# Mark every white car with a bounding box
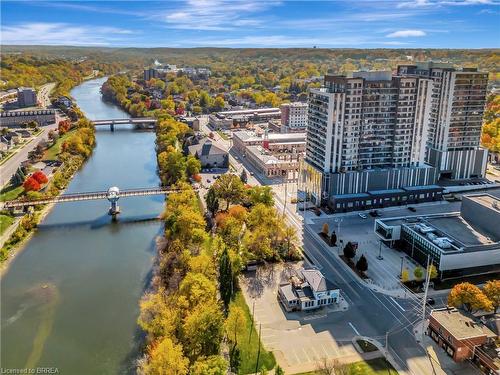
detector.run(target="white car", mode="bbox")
[358,213,368,219]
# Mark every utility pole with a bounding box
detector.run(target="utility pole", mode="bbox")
[255,323,262,374]
[282,174,288,217]
[377,240,384,260]
[421,255,432,342]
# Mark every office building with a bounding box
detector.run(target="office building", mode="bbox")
[397,63,489,180]
[17,87,37,108]
[143,68,159,81]
[302,70,437,207]
[280,102,308,132]
[374,194,500,280]
[208,108,281,130]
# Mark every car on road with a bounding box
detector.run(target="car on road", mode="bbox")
[249,171,254,176]
[426,297,435,306]
[407,206,417,212]
[369,210,381,217]
[358,213,367,219]
[206,179,211,183]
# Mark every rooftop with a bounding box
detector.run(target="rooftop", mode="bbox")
[188,138,227,157]
[431,308,497,340]
[233,130,305,143]
[465,194,500,212]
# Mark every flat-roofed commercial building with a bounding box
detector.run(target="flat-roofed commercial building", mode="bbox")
[233,130,305,180]
[17,87,37,108]
[0,109,56,128]
[428,308,498,374]
[209,108,281,130]
[374,194,500,280]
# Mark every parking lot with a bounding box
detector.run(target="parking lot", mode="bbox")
[240,262,371,374]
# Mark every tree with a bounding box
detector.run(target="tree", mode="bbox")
[330,231,337,247]
[48,129,58,143]
[179,272,217,310]
[138,337,188,375]
[356,255,368,274]
[229,346,241,373]
[32,171,48,184]
[246,185,274,207]
[240,169,248,183]
[186,155,201,177]
[182,302,224,360]
[427,264,438,280]
[482,280,500,312]
[23,176,41,192]
[275,366,285,375]
[191,356,227,375]
[225,305,246,348]
[58,120,71,135]
[316,358,349,375]
[448,282,493,313]
[138,292,176,339]
[343,242,356,262]
[322,223,329,236]
[213,174,244,210]
[401,268,410,283]
[219,247,233,312]
[205,186,219,217]
[414,266,424,281]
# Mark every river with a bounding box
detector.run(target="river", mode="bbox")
[1,77,162,374]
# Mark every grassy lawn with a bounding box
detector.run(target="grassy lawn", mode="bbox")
[217,130,229,140]
[232,291,276,374]
[44,130,74,160]
[0,184,24,202]
[298,358,398,375]
[0,214,15,235]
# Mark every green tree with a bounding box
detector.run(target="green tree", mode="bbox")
[205,186,219,217]
[186,155,201,177]
[182,302,224,360]
[246,186,274,207]
[414,266,424,281]
[213,174,245,210]
[219,247,233,312]
[356,254,368,274]
[179,272,217,310]
[343,242,356,262]
[240,169,248,183]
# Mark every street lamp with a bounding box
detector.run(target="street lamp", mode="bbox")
[377,240,384,260]
[399,256,405,278]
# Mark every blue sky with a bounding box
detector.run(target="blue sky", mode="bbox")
[1,0,499,48]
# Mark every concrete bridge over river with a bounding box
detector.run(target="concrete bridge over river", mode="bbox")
[93,117,157,131]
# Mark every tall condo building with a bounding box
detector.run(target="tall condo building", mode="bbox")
[302,70,440,209]
[17,87,37,108]
[280,102,308,132]
[143,68,160,81]
[397,63,489,180]
[302,64,488,210]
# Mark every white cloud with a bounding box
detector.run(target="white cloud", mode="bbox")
[1,22,134,46]
[153,0,281,30]
[398,0,495,7]
[386,29,427,37]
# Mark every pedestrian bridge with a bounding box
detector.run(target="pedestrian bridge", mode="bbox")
[4,186,177,217]
[92,117,157,130]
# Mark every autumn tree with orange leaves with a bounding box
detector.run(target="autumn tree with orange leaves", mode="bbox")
[448,282,493,313]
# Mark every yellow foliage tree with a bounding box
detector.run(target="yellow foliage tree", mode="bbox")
[139,337,188,375]
[448,282,493,313]
[483,280,500,313]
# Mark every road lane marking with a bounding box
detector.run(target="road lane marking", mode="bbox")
[348,322,360,335]
[390,297,406,312]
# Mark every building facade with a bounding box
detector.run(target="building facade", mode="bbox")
[302,70,437,206]
[0,109,56,128]
[209,108,281,130]
[143,68,160,81]
[397,63,489,179]
[188,138,228,169]
[280,102,308,132]
[17,87,37,108]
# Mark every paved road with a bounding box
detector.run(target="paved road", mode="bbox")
[204,128,479,374]
[1,124,57,188]
[38,82,56,108]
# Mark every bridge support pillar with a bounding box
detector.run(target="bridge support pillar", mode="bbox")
[109,201,120,219]
[110,123,115,132]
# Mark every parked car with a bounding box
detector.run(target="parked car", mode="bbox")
[426,298,435,306]
[369,210,381,217]
[358,213,368,219]
[408,206,417,212]
[250,171,254,176]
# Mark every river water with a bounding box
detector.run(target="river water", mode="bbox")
[1,77,162,374]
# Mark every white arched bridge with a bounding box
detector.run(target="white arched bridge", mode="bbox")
[3,186,177,217]
[92,117,157,131]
